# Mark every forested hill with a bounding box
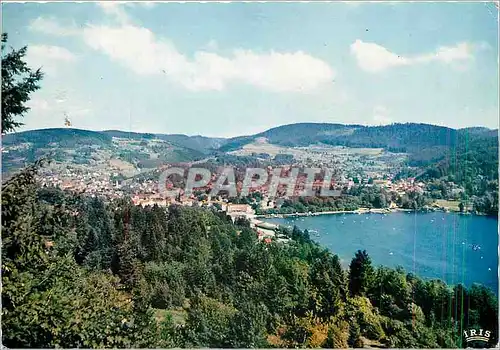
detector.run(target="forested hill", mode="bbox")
[220,122,497,152]
[220,122,499,182]
[2,163,498,348]
[102,130,226,153]
[5,123,496,158]
[2,128,113,148]
[3,124,497,183]
[2,128,225,155]
[1,128,211,174]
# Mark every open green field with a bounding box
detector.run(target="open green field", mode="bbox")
[346,148,384,155]
[434,199,472,212]
[435,199,461,210]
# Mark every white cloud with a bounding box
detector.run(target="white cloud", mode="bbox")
[350,39,475,73]
[29,17,79,36]
[28,45,76,62]
[435,43,473,63]
[97,2,131,24]
[29,4,334,93]
[415,42,473,64]
[350,40,408,73]
[26,45,77,74]
[83,24,334,92]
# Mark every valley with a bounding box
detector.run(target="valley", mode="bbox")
[1,122,498,217]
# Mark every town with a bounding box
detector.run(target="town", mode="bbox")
[31,153,472,244]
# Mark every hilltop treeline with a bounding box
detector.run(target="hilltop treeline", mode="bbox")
[220,122,496,154]
[220,123,498,184]
[2,164,498,348]
[4,124,498,197]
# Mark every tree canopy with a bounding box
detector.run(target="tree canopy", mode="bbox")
[2,163,498,348]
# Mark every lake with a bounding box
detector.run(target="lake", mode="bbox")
[266,212,499,293]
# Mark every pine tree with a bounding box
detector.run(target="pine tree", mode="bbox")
[349,249,375,297]
[1,33,43,133]
[1,161,158,347]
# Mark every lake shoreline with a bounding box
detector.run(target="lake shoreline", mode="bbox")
[255,207,489,219]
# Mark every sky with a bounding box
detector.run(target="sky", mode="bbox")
[2,1,499,137]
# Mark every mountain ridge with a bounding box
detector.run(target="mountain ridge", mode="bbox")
[2,123,497,184]
[6,122,497,142]
[219,122,498,152]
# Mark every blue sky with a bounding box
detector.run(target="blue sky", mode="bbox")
[2,1,499,137]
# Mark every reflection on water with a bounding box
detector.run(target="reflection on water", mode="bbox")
[267,212,498,292]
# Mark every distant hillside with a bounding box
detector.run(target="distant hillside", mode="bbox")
[101,130,156,140]
[1,128,207,174]
[2,124,497,184]
[2,128,113,148]
[219,123,361,151]
[418,128,499,183]
[458,127,498,137]
[154,134,226,154]
[101,130,225,154]
[219,122,498,182]
[221,123,497,151]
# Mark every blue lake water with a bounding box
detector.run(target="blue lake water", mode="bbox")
[266,212,499,293]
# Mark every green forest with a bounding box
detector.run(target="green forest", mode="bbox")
[2,161,498,348]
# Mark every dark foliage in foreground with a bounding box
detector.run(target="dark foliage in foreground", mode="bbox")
[2,163,498,348]
[1,33,44,133]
